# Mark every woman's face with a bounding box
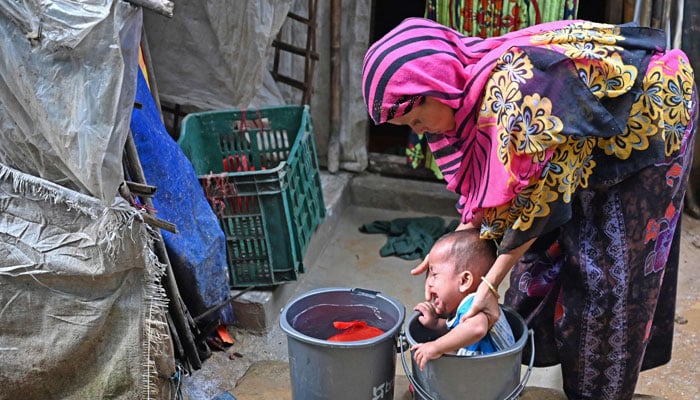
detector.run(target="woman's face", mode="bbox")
[387,97,456,135]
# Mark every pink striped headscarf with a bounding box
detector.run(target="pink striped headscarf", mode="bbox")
[363,18,604,223]
[362,18,577,126]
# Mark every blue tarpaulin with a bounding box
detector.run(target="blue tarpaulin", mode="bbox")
[130,70,234,325]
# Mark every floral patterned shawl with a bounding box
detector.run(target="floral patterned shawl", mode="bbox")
[362,18,695,251]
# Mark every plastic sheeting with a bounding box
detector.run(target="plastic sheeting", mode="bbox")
[0,163,173,400]
[0,1,141,204]
[142,0,293,110]
[142,0,377,173]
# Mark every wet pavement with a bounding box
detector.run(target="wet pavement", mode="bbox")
[180,172,700,400]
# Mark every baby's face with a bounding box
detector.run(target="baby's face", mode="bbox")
[425,252,464,317]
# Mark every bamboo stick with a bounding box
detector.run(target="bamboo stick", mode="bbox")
[140,26,164,119]
[124,130,205,370]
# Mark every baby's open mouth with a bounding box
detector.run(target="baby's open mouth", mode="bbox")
[431,297,442,310]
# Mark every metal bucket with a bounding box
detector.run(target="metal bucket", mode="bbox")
[280,287,405,400]
[400,306,534,400]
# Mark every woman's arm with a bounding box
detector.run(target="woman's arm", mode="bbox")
[463,237,536,326]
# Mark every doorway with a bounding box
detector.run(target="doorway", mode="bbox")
[368,0,427,156]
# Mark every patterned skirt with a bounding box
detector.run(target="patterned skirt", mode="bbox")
[505,127,695,399]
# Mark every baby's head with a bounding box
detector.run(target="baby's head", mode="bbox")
[426,229,497,317]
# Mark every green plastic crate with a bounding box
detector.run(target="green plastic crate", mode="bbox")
[178,105,325,287]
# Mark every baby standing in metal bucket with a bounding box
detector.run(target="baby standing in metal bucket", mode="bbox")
[411,229,515,371]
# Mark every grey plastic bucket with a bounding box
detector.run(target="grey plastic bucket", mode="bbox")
[400,306,534,400]
[280,287,406,400]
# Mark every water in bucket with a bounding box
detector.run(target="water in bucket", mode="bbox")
[280,287,405,400]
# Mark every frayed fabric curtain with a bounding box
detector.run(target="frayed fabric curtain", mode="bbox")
[0,164,174,400]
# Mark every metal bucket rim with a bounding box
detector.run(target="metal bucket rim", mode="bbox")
[279,287,406,349]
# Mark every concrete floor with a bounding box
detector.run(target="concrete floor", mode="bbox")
[180,172,700,400]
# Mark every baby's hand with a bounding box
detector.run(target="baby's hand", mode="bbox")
[414,301,439,330]
[410,342,442,371]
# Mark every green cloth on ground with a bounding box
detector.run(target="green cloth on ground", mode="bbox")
[359,217,460,260]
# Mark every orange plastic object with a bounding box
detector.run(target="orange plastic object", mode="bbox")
[327,320,385,342]
[217,325,234,345]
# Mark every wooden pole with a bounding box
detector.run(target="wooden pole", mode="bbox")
[327,0,341,173]
[123,130,206,370]
[140,26,164,120]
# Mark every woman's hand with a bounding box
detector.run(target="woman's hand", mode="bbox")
[410,254,429,276]
[462,279,501,328]
[462,237,537,328]
[410,254,431,301]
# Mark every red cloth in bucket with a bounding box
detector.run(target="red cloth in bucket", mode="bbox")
[327,320,385,342]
